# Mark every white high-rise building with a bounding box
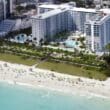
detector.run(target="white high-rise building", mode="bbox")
[32,8,70,45]
[85,11,110,51]
[32,3,110,52]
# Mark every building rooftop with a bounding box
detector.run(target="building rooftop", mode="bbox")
[38,3,74,9]
[85,13,109,25]
[39,3,110,14]
[71,7,96,13]
[32,8,68,19]
[34,3,110,21]
[100,8,110,14]
[90,13,105,21]
[38,4,60,9]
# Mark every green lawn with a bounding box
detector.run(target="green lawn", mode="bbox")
[0,53,107,80]
[38,61,107,80]
[0,53,37,66]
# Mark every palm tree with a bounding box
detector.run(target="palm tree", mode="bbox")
[33,37,37,41]
[105,43,110,55]
[103,43,110,68]
[40,38,44,46]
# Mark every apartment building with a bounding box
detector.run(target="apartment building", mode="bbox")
[32,3,110,52]
[85,12,110,51]
[32,8,70,45]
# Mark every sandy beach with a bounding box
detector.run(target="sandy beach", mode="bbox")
[0,61,110,99]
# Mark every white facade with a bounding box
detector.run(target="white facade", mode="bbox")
[32,18,46,45]
[32,3,110,52]
[32,8,69,44]
[85,13,110,52]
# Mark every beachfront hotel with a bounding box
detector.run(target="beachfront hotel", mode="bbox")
[32,8,72,45]
[85,11,110,51]
[31,3,110,52]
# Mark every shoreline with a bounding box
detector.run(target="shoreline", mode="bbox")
[0,79,109,100]
[0,61,110,99]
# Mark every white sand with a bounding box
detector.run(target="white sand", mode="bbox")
[0,61,110,99]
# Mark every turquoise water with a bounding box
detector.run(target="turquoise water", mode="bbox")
[0,82,110,110]
[65,40,76,48]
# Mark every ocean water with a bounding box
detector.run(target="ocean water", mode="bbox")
[0,82,110,110]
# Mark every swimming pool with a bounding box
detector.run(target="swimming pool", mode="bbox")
[64,40,77,48]
[10,34,32,44]
[15,34,27,43]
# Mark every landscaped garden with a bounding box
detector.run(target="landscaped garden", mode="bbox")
[0,40,109,80]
